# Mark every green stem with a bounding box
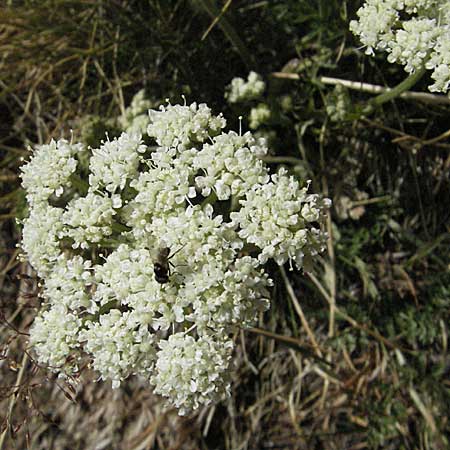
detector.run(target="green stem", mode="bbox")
[230,194,241,212]
[98,300,118,316]
[81,299,118,325]
[70,173,89,195]
[111,221,131,233]
[201,191,218,208]
[366,66,427,112]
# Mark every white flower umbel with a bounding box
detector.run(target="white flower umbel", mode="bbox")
[30,303,82,369]
[43,255,92,310]
[249,103,272,129]
[225,71,266,104]
[147,102,226,150]
[61,192,116,249]
[427,33,450,92]
[386,18,440,73]
[231,169,331,268]
[89,133,146,193]
[126,164,196,225]
[193,131,269,200]
[144,204,242,267]
[151,333,233,416]
[91,244,178,331]
[93,244,155,305]
[350,0,450,93]
[21,139,84,205]
[181,255,272,331]
[21,100,329,415]
[21,204,64,277]
[80,309,156,388]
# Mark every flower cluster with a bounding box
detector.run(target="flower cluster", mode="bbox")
[350,0,450,93]
[147,102,226,149]
[231,171,330,268]
[249,103,272,129]
[225,71,266,103]
[225,72,276,144]
[151,334,233,416]
[21,139,83,205]
[21,100,329,414]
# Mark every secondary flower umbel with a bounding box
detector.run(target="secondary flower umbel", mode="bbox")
[21,100,329,415]
[350,0,450,93]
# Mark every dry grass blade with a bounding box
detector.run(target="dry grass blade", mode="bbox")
[0,352,28,450]
[280,266,323,357]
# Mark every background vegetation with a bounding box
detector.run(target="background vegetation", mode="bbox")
[1,1,449,449]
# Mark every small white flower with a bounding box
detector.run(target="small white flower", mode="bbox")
[427,32,450,92]
[193,131,269,200]
[350,0,450,93]
[147,102,226,150]
[80,309,156,388]
[30,303,82,369]
[21,139,84,205]
[249,103,271,129]
[231,169,330,268]
[181,255,271,331]
[21,204,64,277]
[151,333,233,415]
[225,71,266,104]
[61,192,116,248]
[43,254,93,310]
[89,132,146,193]
[387,18,440,73]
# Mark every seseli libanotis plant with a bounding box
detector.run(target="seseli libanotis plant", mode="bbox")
[20,100,330,415]
[350,0,450,94]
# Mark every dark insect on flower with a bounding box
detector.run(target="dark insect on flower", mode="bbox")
[153,245,185,283]
[153,246,171,284]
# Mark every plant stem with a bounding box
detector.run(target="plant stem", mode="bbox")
[70,173,89,195]
[200,191,218,208]
[111,221,131,233]
[272,68,450,105]
[0,352,28,450]
[245,327,331,367]
[367,66,427,110]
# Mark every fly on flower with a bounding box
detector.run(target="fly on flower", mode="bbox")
[153,246,171,283]
[153,245,184,284]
